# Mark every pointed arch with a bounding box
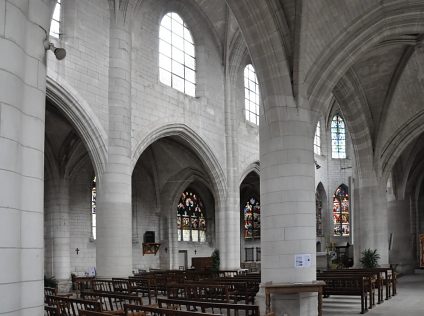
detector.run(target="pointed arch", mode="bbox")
[46,77,107,177]
[132,124,227,209]
[308,2,424,114]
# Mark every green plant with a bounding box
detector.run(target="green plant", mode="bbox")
[211,249,220,272]
[44,275,58,288]
[360,248,380,268]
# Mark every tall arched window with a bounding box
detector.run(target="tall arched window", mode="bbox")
[159,12,196,97]
[331,114,346,158]
[333,185,349,236]
[50,0,62,38]
[314,121,321,155]
[242,197,261,239]
[177,189,206,242]
[244,64,260,125]
[91,177,96,240]
[316,192,323,237]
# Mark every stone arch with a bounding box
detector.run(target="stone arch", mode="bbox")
[239,161,260,185]
[379,116,424,181]
[132,123,227,211]
[225,0,292,114]
[333,71,375,178]
[133,0,221,51]
[308,2,424,114]
[46,77,107,176]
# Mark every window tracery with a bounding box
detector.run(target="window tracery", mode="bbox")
[331,114,346,158]
[244,64,260,125]
[50,0,62,38]
[177,190,206,242]
[333,185,349,236]
[242,197,261,239]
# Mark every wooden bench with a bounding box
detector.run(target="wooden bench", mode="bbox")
[318,271,377,307]
[80,291,143,313]
[129,276,158,304]
[93,279,115,293]
[316,275,368,314]
[157,298,260,315]
[124,304,221,316]
[167,284,230,303]
[79,311,115,316]
[45,305,60,316]
[46,295,101,315]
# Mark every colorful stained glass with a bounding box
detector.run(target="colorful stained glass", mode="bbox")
[177,189,206,242]
[331,115,346,158]
[243,197,261,239]
[333,185,350,236]
[316,193,323,237]
[91,177,96,240]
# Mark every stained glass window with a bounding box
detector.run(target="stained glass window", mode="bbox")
[91,177,96,240]
[50,0,62,38]
[177,190,206,242]
[333,185,349,236]
[314,121,321,155]
[242,197,261,239]
[331,114,346,158]
[159,12,196,96]
[244,64,260,125]
[316,192,323,237]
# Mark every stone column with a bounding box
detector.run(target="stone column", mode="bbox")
[96,4,132,278]
[387,197,414,273]
[0,1,51,315]
[353,176,389,266]
[218,46,241,270]
[259,106,316,315]
[45,177,71,291]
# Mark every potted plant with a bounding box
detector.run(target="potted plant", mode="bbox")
[360,248,380,268]
[44,275,58,288]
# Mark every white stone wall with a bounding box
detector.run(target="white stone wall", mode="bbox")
[44,0,262,276]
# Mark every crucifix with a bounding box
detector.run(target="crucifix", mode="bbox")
[75,248,80,255]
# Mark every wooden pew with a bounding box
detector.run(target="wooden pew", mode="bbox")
[45,295,101,315]
[124,304,221,316]
[80,291,143,313]
[129,275,158,304]
[157,298,260,315]
[93,279,115,293]
[79,311,115,316]
[167,283,230,303]
[45,305,60,316]
[316,275,368,314]
[318,270,378,306]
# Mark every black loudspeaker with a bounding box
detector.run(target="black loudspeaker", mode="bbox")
[144,231,155,243]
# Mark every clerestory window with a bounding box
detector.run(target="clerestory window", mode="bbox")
[159,12,196,97]
[244,64,260,125]
[50,0,62,38]
[331,114,346,158]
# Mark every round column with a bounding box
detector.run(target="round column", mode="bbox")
[258,106,317,315]
[0,1,51,315]
[96,8,132,278]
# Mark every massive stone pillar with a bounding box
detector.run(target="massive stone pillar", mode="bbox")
[45,177,71,291]
[96,3,132,278]
[387,197,415,273]
[353,175,389,266]
[0,1,52,315]
[258,106,316,315]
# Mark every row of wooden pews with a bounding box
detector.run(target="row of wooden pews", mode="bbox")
[45,269,262,315]
[317,267,397,314]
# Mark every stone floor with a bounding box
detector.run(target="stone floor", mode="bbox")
[322,274,424,315]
